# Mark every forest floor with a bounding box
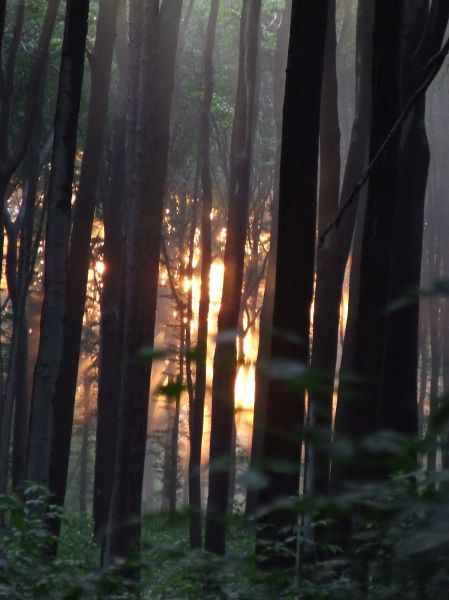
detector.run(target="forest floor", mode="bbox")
[59,512,290,599]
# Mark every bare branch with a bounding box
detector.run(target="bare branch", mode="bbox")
[319,35,449,248]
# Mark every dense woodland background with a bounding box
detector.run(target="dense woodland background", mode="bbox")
[0,0,449,597]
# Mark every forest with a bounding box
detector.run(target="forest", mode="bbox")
[0,0,448,598]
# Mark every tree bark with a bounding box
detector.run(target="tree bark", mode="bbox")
[380,0,449,439]
[93,0,128,548]
[256,0,328,569]
[205,0,261,556]
[246,0,291,518]
[48,0,121,522]
[188,0,219,550]
[308,0,341,498]
[0,0,59,493]
[105,0,183,564]
[26,0,90,487]
[80,375,92,513]
[333,2,404,488]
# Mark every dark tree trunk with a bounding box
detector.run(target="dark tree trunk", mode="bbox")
[246,0,291,518]
[205,0,261,556]
[333,2,406,490]
[188,0,219,550]
[256,0,328,569]
[48,0,121,522]
[380,1,449,440]
[79,376,92,514]
[311,0,374,496]
[308,0,341,498]
[105,0,183,564]
[0,0,60,285]
[169,322,185,521]
[11,131,50,490]
[26,0,90,487]
[0,0,59,494]
[93,0,128,548]
[428,284,441,475]
[418,299,429,439]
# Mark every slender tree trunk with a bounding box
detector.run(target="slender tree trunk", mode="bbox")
[205,0,261,556]
[0,0,59,494]
[312,0,373,485]
[418,301,429,439]
[94,0,128,548]
[169,321,185,521]
[80,376,92,514]
[48,0,121,523]
[428,287,441,475]
[333,2,405,490]
[105,0,183,564]
[246,0,291,517]
[308,0,341,498]
[26,0,90,487]
[11,130,51,490]
[256,0,328,569]
[188,0,219,550]
[0,0,60,287]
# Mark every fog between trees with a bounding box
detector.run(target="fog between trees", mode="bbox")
[0,0,449,595]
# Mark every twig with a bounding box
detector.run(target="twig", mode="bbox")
[319,35,449,248]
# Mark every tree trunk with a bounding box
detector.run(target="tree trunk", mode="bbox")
[311,0,374,493]
[26,0,90,487]
[0,0,59,494]
[0,0,60,287]
[380,0,449,440]
[246,0,291,518]
[80,376,92,514]
[256,0,328,569]
[169,322,185,521]
[205,0,261,556]
[93,0,128,549]
[188,0,219,550]
[308,0,341,499]
[48,0,121,523]
[105,0,183,564]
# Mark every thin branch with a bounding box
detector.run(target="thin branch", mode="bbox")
[161,235,186,312]
[319,35,449,248]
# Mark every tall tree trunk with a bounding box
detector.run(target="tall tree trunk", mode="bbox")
[93,0,128,549]
[11,132,51,490]
[26,0,90,487]
[308,0,341,498]
[0,0,59,494]
[333,2,404,490]
[48,0,121,523]
[256,0,328,569]
[188,0,219,550]
[0,0,60,287]
[205,0,261,556]
[169,321,185,521]
[246,0,291,518]
[380,1,449,439]
[428,287,441,475]
[80,375,92,514]
[311,0,374,494]
[105,0,183,564]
